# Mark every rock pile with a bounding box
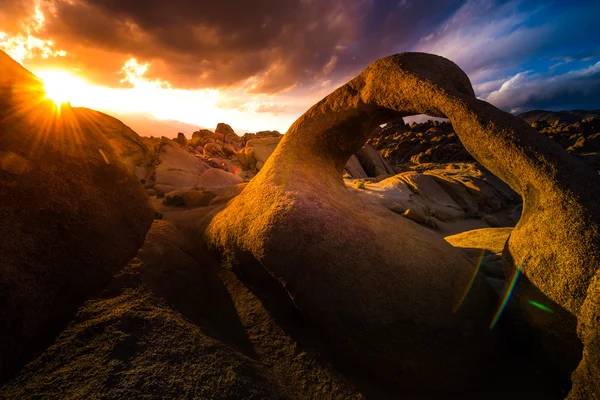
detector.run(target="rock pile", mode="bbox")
[531,116,600,170]
[369,113,600,171]
[143,124,398,201]
[369,118,472,164]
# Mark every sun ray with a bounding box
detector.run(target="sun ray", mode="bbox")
[36,69,87,108]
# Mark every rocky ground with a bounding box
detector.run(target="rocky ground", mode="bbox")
[2,49,600,399]
[368,112,600,171]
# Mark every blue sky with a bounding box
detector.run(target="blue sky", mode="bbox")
[368,0,600,113]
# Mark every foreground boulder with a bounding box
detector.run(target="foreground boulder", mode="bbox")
[0,221,279,399]
[206,53,563,393]
[0,51,154,380]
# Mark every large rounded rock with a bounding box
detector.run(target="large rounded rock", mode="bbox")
[189,129,214,147]
[237,137,283,172]
[397,172,465,220]
[0,51,154,380]
[355,143,395,177]
[197,168,244,189]
[153,138,211,194]
[245,137,282,166]
[206,53,560,393]
[344,154,368,178]
[174,132,188,147]
[446,228,514,280]
[215,122,235,137]
[204,142,225,158]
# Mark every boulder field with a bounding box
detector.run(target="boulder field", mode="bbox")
[370,113,600,172]
[2,47,600,399]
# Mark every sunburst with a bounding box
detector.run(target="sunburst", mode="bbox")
[36,70,85,106]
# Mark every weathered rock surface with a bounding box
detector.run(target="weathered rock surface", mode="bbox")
[446,228,513,280]
[153,138,211,194]
[569,276,600,399]
[215,122,235,137]
[0,50,154,380]
[206,52,561,393]
[197,168,244,188]
[238,136,282,172]
[204,142,225,158]
[519,109,600,125]
[370,55,600,396]
[0,221,279,399]
[355,144,395,177]
[163,188,216,207]
[347,164,520,229]
[241,130,282,145]
[365,64,600,394]
[3,218,416,399]
[174,132,188,146]
[235,134,389,179]
[344,154,368,178]
[373,56,600,395]
[397,172,465,220]
[369,112,600,172]
[369,118,473,164]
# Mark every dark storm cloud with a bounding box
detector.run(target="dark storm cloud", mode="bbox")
[333,0,465,77]
[3,0,600,112]
[3,0,469,93]
[33,0,371,92]
[19,0,470,94]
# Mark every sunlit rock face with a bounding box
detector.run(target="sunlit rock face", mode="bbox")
[206,52,600,396]
[0,50,154,380]
[347,164,519,226]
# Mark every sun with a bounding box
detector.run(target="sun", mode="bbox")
[36,70,86,105]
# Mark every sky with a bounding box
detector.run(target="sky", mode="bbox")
[1,0,599,136]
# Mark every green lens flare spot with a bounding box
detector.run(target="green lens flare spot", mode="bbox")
[527,300,554,313]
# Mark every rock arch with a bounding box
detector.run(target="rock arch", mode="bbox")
[206,53,600,396]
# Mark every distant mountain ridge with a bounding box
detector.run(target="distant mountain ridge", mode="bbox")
[518,109,600,125]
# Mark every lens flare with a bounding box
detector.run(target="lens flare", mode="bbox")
[454,249,486,312]
[527,300,554,313]
[489,255,527,330]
